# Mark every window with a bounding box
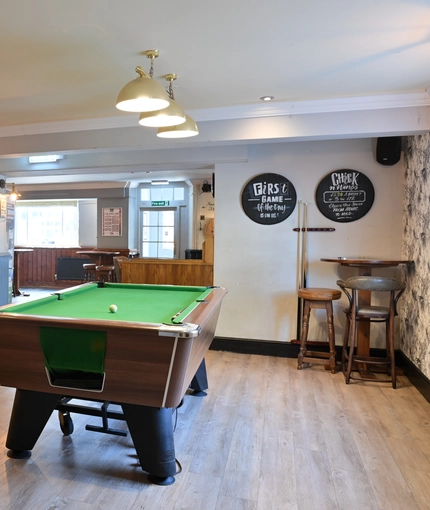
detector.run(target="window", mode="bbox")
[15,200,79,247]
[140,186,185,202]
[141,209,175,258]
[138,183,189,259]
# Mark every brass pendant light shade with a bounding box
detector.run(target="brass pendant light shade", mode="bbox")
[116,67,171,113]
[157,114,199,138]
[117,51,198,137]
[138,74,186,127]
[138,99,186,127]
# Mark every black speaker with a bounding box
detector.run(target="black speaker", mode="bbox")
[376,136,402,166]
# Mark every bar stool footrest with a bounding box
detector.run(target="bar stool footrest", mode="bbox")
[353,356,390,365]
[302,351,331,360]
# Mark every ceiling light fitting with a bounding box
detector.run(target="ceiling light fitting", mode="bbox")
[139,74,186,127]
[260,96,274,101]
[151,179,169,186]
[117,49,198,138]
[29,155,64,163]
[9,183,20,201]
[116,50,171,113]
[157,114,199,138]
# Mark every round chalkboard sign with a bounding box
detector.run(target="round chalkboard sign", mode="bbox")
[315,169,374,223]
[241,173,297,225]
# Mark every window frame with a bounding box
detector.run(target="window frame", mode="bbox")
[14,199,80,248]
[137,182,189,259]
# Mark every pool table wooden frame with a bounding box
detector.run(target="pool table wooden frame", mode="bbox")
[0,282,227,485]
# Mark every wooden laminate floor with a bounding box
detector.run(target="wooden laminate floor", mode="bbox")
[0,350,429,509]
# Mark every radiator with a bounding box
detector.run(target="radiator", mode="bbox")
[56,257,86,281]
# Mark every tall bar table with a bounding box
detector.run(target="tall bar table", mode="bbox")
[76,250,120,281]
[321,258,413,375]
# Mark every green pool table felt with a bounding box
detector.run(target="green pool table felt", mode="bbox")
[3,283,213,324]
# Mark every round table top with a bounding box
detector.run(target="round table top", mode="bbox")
[321,258,413,267]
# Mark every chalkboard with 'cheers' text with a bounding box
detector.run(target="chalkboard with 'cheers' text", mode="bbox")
[315,169,375,223]
[241,173,297,225]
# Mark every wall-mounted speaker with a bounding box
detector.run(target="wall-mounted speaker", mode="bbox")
[376,136,402,166]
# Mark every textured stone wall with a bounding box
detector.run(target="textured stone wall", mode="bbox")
[402,134,430,378]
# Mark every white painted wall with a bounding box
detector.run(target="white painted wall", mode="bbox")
[213,138,404,348]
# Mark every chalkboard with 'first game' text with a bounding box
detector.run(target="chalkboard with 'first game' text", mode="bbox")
[315,169,374,223]
[241,173,297,225]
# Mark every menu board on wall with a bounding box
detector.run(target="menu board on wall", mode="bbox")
[102,207,122,236]
[241,173,297,225]
[315,169,375,223]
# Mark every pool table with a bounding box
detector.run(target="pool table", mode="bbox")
[0,282,227,485]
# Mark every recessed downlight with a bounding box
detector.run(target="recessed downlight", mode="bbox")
[260,96,274,101]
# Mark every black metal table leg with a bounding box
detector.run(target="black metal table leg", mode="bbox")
[189,358,208,396]
[6,389,62,458]
[121,403,176,485]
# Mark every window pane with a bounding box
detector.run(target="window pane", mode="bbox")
[160,226,174,243]
[15,201,79,247]
[141,242,159,258]
[158,242,174,258]
[151,187,173,202]
[142,210,159,226]
[160,210,174,227]
[142,226,159,242]
[174,187,184,201]
[140,188,150,201]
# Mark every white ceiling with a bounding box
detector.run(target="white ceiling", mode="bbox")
[1,0,430,188]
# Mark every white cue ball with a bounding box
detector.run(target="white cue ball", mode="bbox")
[109,304,118,313]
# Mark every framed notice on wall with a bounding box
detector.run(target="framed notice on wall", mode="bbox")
[241,173,297,225]
[102,207,122,236]
[315,169,375,223]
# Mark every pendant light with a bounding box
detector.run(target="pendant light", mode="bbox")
[155,75,198,138]
[116,50,171,113]
[138,74,186,127]
[157,114,199,138]
[9,183,21,201]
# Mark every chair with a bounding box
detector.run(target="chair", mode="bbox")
[95,265,115,282]
[83,263,97,281]
[113,256,129,283]
[297,287,342,374]
[337,276,405,388]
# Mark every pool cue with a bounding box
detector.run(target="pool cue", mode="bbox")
[296,201,303,291]
[295,201,304,340]
[302,202,308,289]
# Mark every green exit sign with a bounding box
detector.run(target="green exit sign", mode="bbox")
[151,201,170,206]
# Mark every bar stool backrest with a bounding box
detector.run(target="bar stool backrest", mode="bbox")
[339,276,405,318]
[338,276,405,388]
[345,276,405,292]
[113,256,129,283]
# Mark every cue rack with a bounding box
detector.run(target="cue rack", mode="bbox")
[293,201,335,342]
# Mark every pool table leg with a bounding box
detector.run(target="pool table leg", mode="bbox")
[121,404,177,485]
[6,389,61,458]
[189,358,208,396]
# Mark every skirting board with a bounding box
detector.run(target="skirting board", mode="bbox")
[210,338,430,404]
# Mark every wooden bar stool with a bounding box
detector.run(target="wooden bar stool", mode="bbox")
[337,276,405,389]
[95,265,115,282]
[297,287,341,374]
[83,263,96,281]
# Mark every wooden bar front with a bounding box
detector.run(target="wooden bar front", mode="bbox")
[121,259,214,287]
